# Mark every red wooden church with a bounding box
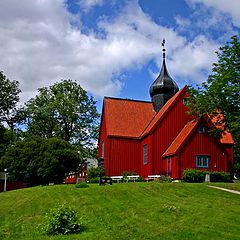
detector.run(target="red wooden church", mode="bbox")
[98,44,234,179]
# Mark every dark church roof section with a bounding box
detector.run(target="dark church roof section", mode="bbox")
[150,39,179,112]
[103,97,155,138]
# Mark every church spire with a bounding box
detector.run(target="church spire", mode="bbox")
[149,39,179,112]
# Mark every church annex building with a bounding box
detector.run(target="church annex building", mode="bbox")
[98,44,234,179]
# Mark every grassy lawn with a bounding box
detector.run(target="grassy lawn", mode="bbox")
[0,182,239,240]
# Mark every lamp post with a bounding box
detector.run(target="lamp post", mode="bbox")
[4,169,7,192]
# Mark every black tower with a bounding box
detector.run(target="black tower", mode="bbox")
[149,39,179,112]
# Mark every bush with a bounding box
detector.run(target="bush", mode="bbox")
[234,157,240,177]
[183,169,231,183]
[121,171,138,182]
[183,169,205,183]
[210,171,231,182]
[137,176,145,182]
[158,175,173,182]
[87,177,100,183]
[87,167,105,183]
[44,205,81,235]
[75,182,89,188]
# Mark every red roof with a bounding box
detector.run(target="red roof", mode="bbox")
[210,114,234,144]
[103,97,155,138]
[141,86,188,137]
[163,114,234,157]
[163,119,199,157]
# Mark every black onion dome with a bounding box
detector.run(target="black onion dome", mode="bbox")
[150,59,179,97]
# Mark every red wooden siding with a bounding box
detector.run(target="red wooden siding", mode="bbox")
[98,86,234,179]
[108,137,141,176]
[179,129,228,178]
[152,91,194,175]
[98,113,111,174]
[141,135,154,178]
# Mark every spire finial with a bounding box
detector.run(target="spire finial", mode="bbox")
[162,38,166,60]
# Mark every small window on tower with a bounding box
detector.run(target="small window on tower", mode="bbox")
[198,125,206,133]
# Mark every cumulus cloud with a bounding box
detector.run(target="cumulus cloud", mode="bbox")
[187,0,240,27]
[0,0,222,106]
[169,35,218,84]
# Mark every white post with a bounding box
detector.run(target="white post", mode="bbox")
[4,169,7,192]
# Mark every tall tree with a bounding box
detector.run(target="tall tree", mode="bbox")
[189,35,240,154]
[0,137,82,185]
[25,80,99,147]
[0,71,21,129]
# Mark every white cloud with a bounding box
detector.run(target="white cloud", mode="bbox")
[187,0,240,27]
[0,0,222,106]
[78,0,103,11]
[169,35,219,84]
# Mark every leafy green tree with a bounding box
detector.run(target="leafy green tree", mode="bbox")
[0,71,21,129]
[25,80,99,147]
[189,35,240,154]
[0,124,17,158]
[0,137,83,185]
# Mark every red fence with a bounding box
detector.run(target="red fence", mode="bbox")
[0,181,29,192]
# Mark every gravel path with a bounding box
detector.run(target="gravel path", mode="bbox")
[209,186,240,195]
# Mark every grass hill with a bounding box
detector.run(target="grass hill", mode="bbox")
[0,182,240,240]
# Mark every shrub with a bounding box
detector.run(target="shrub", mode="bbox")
[234,157,240,177]
[87,177,100,183]
[137,176,145,182]
[183,169,232,183]
[121,171,138,182]
[158,175,173,182]
[210,171,231,182]
[87,167,105,183]
[183,169,205,183]
[44,205,81,235]
[75,182,89,188]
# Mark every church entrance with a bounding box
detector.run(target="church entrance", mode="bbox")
[166,157,172,177]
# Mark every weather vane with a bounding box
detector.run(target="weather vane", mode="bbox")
[162,38,166,60]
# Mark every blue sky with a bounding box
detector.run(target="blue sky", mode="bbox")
[0,0,239,111]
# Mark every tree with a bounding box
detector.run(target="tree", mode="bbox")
[189,35,240,154]
[0,71,21,129]
[0,137,83,185]
[25,80,99,147]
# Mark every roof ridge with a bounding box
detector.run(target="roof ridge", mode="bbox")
[140,86,188,138]
[104,96,152,104]
[162,118,200,157]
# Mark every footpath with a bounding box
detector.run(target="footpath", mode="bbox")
[208,186,240,195]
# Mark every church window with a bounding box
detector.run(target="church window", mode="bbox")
[143,144,148,165]
[198,125,206,133]
[102,141,105,158]
[196,155,209,168]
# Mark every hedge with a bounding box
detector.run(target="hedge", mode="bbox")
[183,169,231,183]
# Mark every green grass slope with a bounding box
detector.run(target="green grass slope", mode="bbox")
[0,182,240,240]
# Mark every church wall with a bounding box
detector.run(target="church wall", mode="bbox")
[108,137,141,176]
[98,113,110,175]
[140,134,154,178]
[222,144,234,176]
[152,92,194,175]
[179,129,228,176]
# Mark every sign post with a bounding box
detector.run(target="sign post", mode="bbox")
[4,169,8,192]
